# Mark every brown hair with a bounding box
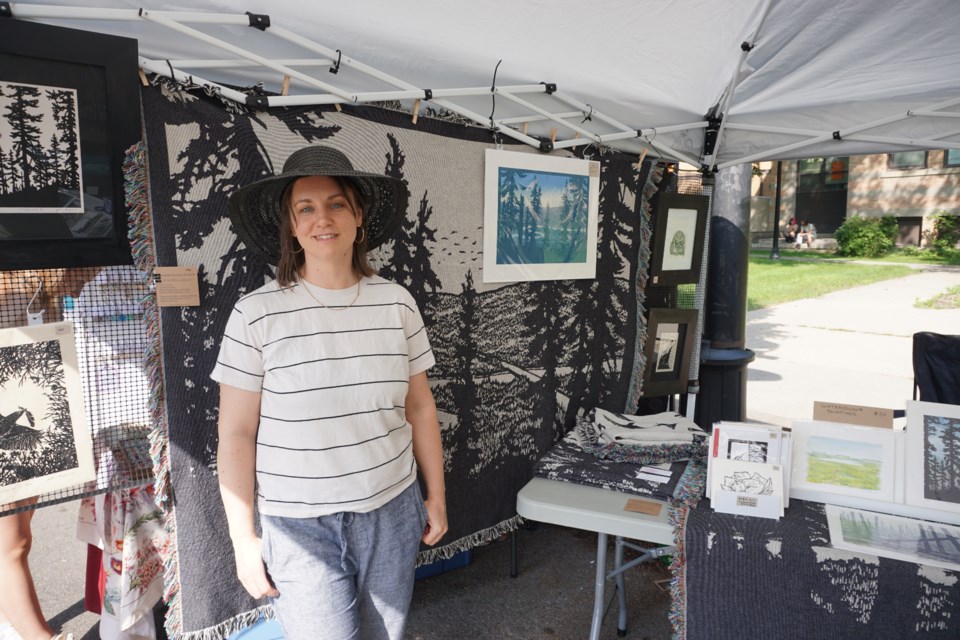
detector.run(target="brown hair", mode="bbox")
[275,176,376,287]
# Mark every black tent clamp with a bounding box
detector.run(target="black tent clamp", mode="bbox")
[833,130,842,140]
[246,12,270,30]
[1,3,14,18]
[245,94,269,109]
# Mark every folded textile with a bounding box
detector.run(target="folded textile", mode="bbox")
[533,432,687,501]
[575,408,708,464]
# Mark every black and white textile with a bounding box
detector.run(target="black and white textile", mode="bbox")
[137,80,661,638]
[576,408,708,465]
[533,432,686,502]
[683,499,960,639]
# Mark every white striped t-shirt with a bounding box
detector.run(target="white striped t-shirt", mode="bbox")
[210,275,435,518]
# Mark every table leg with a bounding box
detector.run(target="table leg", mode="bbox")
[615,536,627,636]
[590,532,608,640]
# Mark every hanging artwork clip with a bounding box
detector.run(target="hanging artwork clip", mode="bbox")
[26,277,44,326]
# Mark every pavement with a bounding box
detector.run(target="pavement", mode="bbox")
[20,262,960,640]
[746,264,960,425]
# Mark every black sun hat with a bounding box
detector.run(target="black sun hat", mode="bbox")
[227,145,409,265]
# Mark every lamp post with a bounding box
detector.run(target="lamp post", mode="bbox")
[770,160,782,260]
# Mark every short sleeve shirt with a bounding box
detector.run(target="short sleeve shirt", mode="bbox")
[210,275,435,517]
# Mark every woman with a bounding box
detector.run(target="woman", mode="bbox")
[211,146,447,640]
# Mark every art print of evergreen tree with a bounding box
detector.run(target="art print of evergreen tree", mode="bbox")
[527,279,564,442]
[451,270,479,470]
[377,133,440,317]
[925,415,960,502]
[47,89,79,190]
[3,83,44,193]
[496,167,526,263]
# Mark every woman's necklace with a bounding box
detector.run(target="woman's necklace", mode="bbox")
[300,278,361,311]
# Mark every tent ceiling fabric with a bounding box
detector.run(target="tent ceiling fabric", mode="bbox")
[10,0,960,167]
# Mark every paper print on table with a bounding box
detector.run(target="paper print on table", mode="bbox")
[0,321,94,505]
[483,149,600,282]
[826,504,960,572]
[710,457,784,519]
[0,81,84,213]
[791,420,900,505]
[906,401,960,515]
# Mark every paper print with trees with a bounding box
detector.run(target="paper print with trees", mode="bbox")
[924,414,960,504]
[496,167,590,265]
[0,81,82,212]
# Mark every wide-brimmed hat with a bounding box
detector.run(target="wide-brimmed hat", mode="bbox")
[227,145,409,265]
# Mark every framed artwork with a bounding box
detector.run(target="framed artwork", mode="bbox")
[826,504,960,572]
[649,193,708,286]
[483,148,600,283]
[790,420,902,505]
[0,18,140,269]
[905,400,960,516]
[0,322,94,506]
[640,308,697,397]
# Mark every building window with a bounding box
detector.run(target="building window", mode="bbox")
[888,151,927,169]
[946,149,960,167]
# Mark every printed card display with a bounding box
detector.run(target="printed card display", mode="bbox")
[710,458,784,520]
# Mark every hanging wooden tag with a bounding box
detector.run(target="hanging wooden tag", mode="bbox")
[412,98,422,125]
[281,75,291,96]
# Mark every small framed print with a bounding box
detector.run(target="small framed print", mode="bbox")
[483,148,600,283]
[905,400,960,516]
[649,193,708,286]
[791,420,902,505]
[640,308,697,397]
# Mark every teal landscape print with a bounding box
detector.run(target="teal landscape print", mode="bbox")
[496,168,589,265]
[806,436,882,490]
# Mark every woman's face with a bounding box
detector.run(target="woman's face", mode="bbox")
[288,175,362,264]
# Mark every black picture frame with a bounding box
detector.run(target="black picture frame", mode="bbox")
[649,193,709,286]
[0,18,140,270]
[641,307,697,397]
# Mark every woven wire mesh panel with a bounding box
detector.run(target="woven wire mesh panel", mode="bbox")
[674,169,710,383]
[0,266,152,516]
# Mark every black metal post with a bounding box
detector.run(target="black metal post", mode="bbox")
[695,165,756,431]
[770,160,782,260]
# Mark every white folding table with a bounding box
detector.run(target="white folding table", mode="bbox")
[516,477,676,640]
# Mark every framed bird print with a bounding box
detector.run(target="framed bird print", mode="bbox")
[0,321,94,505]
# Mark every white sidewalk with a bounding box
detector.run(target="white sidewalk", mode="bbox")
[746,268,960,426]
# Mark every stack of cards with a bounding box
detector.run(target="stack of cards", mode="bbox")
[706,422,793,520]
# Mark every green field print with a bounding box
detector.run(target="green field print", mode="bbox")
[805,436,883,490]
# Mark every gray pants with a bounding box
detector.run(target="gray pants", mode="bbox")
[261,481,427,640]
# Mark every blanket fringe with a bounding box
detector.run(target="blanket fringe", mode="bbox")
[178,605,275,640]
[124,141,184,639]
[626,163,664,410]
[667,457,705,640]
[416,515,523,566]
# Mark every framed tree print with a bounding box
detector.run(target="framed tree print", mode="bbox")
[0,18,140,269]
[640,308,697,397]
[649,193,708,286]
[906,400,960,517]
[483,148,600,283]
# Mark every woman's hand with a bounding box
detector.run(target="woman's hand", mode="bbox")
[232,534,279,599]
[421,496,448,546]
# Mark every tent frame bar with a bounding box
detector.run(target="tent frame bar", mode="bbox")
[11,3,688,158]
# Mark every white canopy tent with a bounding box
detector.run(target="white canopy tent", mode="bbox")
[8,0,960,169]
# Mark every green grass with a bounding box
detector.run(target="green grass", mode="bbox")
[915,284,960,309]
[806,454,881,490]
[748,256,914,310]
[751,247,960,266]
